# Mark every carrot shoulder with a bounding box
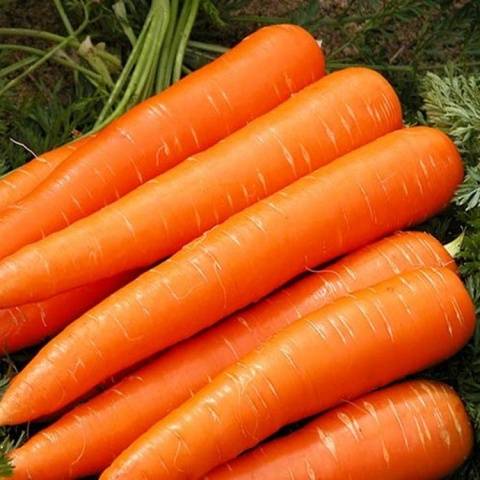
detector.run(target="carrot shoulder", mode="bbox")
[8,231,455,478]
[207,380,473,480]
[100,267,475,479]
[0,67,403,304]
[0,127,463,424]
[0,136,89,212]
[0,270,137,354]
[0,24,325,259]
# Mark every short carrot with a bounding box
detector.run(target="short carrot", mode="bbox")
[207,380,474,480]
[0,136,90,212]
[0,67,403,303]
[0,270,137,354]
[7,231,455,479]
[0,24,325,259]
[0,127,463,424]
[100,268,475,479]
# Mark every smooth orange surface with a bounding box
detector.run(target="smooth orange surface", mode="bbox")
[0,127,463,425]
[0,67,402,304]
[0,137,89,212]
[0,24,325,259]
[101,268,475,479]
[207,380,474,480]
[0,270,136,353]
[8,231,454,478]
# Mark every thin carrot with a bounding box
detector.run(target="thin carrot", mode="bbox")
[0,270,137,354]
[0,67,403,304]
[0,24,325,259]
[0,127,463,424]
[7,231,456,479]
[207,380,474,480]
[0,136,90,212]
[100,268,475,479]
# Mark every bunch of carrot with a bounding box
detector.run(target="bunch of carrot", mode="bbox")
[0,24,475,480]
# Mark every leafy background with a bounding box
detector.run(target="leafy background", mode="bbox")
[0,0,479,478]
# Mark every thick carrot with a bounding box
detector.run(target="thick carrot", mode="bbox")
[207,380,473,480]
[0,67,403,304]
[7,231,456,479]
[0,137,90,212]
[100,268,475,479]
[0,127,463,424]
[0,25,325,259]
[0,270,137,354]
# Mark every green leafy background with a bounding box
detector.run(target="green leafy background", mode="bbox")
[0,0,479,478]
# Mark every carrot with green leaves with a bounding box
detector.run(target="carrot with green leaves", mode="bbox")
[0,137,90,212]
[207,380,474,480]
[0,67,403,304]
[0,127,463,425]
[0,270,137,354]
[100,268,475,479]
[7,231,456,479]
[0,24,325,259]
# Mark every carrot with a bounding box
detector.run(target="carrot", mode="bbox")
[7,231,456,479]
[0,127,463,424]
[0,24,325,259]
[0,136,90,212]
[0,270,137,354]
[0,67,403,304]
[206,380,473,480]
[100,267,475,479]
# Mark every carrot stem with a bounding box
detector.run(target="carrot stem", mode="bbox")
[0,56,37,79]
[0,4,90,97]
[444,232,465,258]
[92,13,153,129]
[0,28,120,69]
[155,0,179,91]
[0,44,105,86]
[187,40,229,54]
[172,0,200,82]
[160,0,191,87]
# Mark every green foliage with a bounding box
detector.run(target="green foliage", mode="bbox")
[422,71,480,162]
[0,82,102,173]
[456,167,480,211]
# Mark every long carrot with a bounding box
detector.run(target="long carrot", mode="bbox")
[0,270,137,354]
[7,231,455,479]
[0,67,403,304]
[207,380,473,480]
[0,137,90,212]
[0,24,325,259]
[100,267,475,479]
[0,127,463,424]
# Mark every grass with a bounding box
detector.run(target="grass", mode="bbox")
[0,0,479,478]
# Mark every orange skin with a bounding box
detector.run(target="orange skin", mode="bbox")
[0,270,137,354]
[207,380,474,480]
[101,268,475,480]
[8,231,455,479]
[0,127,463,425]
[0,24,325,259]
[0,67,402,304]
[0,137,90,212]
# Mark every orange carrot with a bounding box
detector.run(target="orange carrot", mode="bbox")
[0,67,403,303]
[0,137,90,212]
[0,270,137,354]
[207,380,473,480]
[100,268,475,479]
[0,25,325,259]
[0,127,463,424]
[7,231,456,479]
